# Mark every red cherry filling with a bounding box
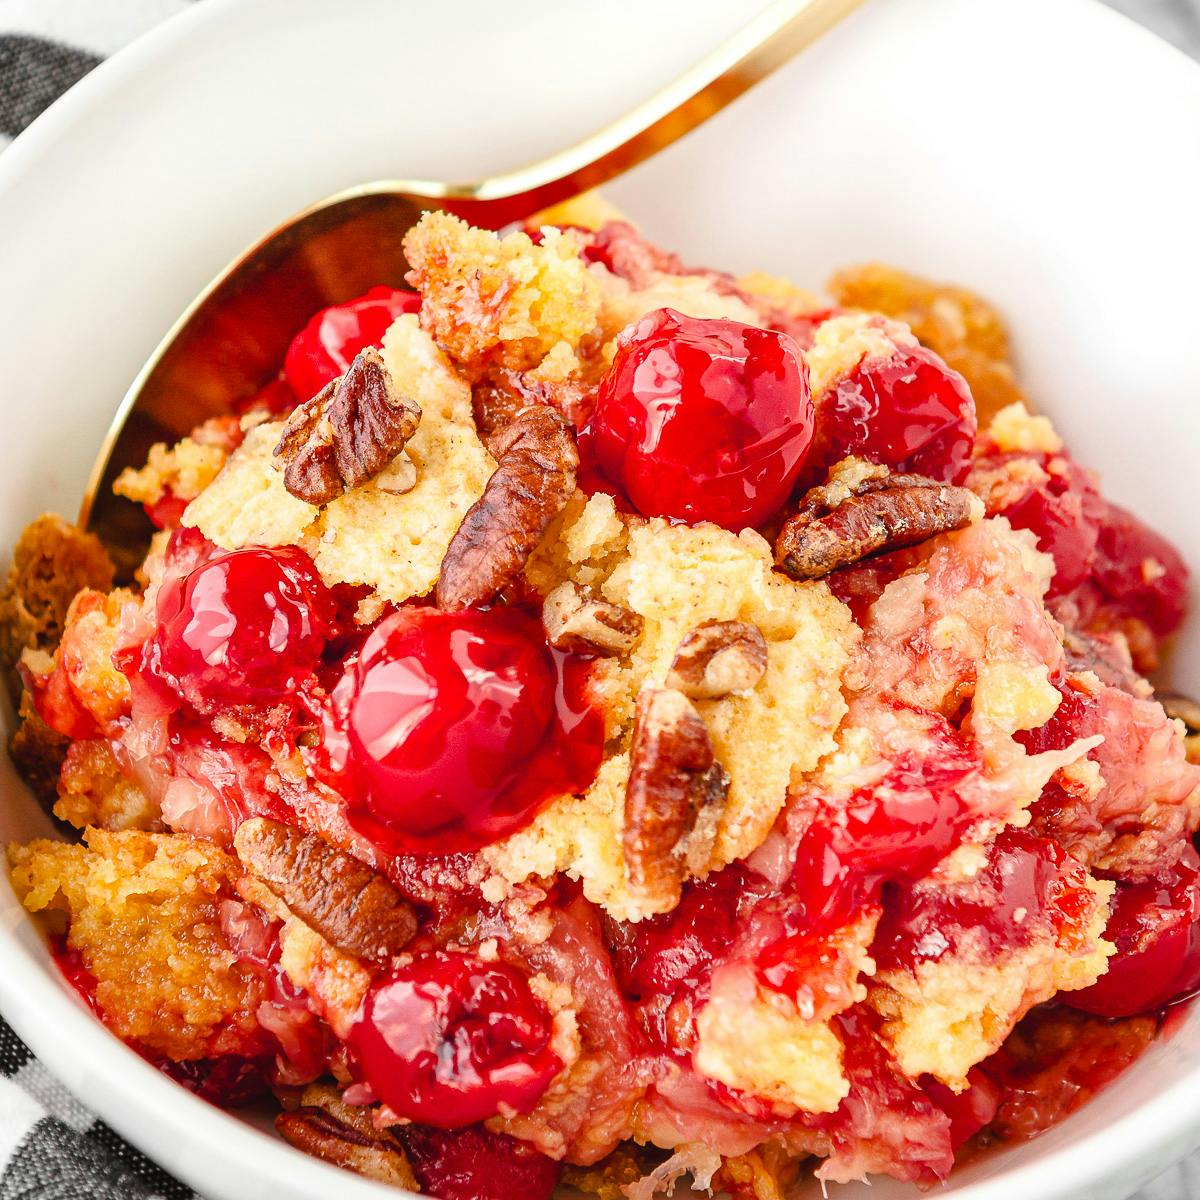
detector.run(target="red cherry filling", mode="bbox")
[322,607,603,855]
[1065,848,1200,1018]
[812,345,976,484]
[924,1069,1001,1150]
[872,829,1099,972]
[786,717,982,937]
[992,454,1106,597]
[283,285,420,403]
[1086,502,1189,638]
[976,449,1189,638]
[142,546,336,715]
[349,951,561,1127]
[588,308,813,529]
[403,1125,561,1200]
[156,1055,274,1108]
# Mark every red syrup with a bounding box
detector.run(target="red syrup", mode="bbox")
[316,606,604,856]
[349,950,561,1127]
[284,286,420,403]
[588,307,813,530]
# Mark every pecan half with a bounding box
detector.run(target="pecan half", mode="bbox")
[1160,691,1200,735]
[623,687,728,908]
[276,1084,417,1189]
[273,347,421,505]
[775,462,981,580]
[436,406,579,611]
[665,620,768,699]
[542,582,643,657]
[233,817,416,962]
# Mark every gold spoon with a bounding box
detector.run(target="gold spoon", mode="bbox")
[80,0,865,569]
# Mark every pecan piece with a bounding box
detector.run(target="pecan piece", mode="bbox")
[775,461,981,580]
[542,582,643,657]
[623,687,728,908]
[1160,691,1200,735]
[233,817,416,962]
[666,620,768,699]
[273,347,421,505]
[276,1084,418,1189]
[436,406,579,611]
[473,367,595,449]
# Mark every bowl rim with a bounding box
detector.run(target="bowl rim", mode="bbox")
[0,1,1199,1198]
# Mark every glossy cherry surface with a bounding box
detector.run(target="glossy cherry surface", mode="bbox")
[1066,848,1200,1017]
[283,285,420,403]
[815,344,976,483]
[788,720,982,936]
[589,308,813,529]
[349,951,560,1127]
[325,607,603,855]
[404,1125,561,1200]
[872,829,1098,971]
[143,546,336,714]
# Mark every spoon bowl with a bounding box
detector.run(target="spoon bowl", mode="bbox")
[78,0,865,573]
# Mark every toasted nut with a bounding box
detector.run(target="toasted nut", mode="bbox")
[775,459,981,580]
[0,514,114,685]
[1160,692,1200,735]
[666,620,768,699]
[233,817,416,962]
[274,347,421,505]
[542,582,643,657]
[436,406,578,611]
[623,687,728,908]
[276,1084,418,1189]
[374,450,418,496]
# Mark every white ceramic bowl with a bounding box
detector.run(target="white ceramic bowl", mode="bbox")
[0,1,1197,1197]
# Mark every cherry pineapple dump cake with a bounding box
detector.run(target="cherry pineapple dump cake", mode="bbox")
[3,194,1198,1199]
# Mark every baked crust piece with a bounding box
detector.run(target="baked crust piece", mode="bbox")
[0,514,113,690]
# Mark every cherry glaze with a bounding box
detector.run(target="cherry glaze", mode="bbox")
[349,951,561,1127]
[924,1069,1001,1149]
[589,308,813,529]
[980,450,1188,636]
[283,286,420,403]
[786,719,982,937]
[142,546,336,714]
[813,345,976,484]
[872,828,1098,972]
[1066,847,1200,1017]
[403,1125,561,1200]
[322,607,603,855]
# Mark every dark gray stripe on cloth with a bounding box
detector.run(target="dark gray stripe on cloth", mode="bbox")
[0,35,102,138]
[0,1116,185,1200]
[0,1023,31,1080]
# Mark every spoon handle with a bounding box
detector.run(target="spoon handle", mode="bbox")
[385,0,867,222]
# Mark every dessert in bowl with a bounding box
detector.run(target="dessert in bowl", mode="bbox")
[2,198,1197,1200]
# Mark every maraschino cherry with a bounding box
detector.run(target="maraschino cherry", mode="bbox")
[589,308,813,530]
[284,286,419,403]
[813,344,976,484]
[143,546,336,713]
[349,951,561,1127]
[1065,848,1200,1018]
[324,607,603,854]
[403,1125,561,1200]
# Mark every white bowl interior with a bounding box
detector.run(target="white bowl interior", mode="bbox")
[0,1,1197,1197]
